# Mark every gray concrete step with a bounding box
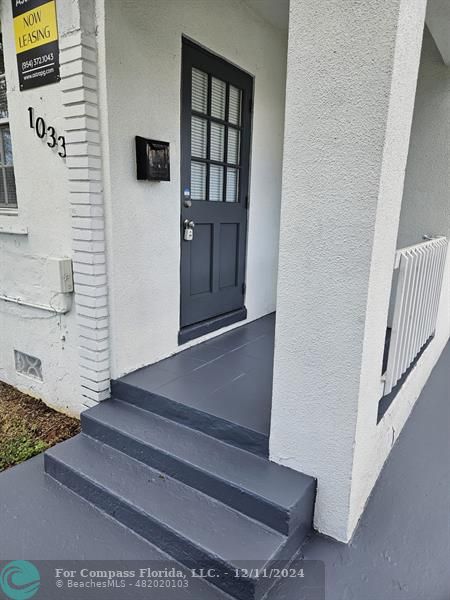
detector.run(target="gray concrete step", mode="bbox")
[45,435,303,600]
[113,314,276,457]
[81,399,315,536]
[0,455,235,599]
[111,378,268,455]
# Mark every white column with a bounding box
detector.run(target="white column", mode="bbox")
[61,0,111,407]
[270,0,427,541]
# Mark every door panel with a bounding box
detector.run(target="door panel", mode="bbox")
[190,224,213,296]
[219,223,239,289]
[180,39,253,331]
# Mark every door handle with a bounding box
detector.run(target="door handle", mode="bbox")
[183,219,195,241]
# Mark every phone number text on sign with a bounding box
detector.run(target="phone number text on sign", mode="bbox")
[21,49,56,72]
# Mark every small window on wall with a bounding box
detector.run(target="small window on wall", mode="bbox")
[0,32,17,210]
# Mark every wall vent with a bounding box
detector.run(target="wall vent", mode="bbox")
[14,350,43,381]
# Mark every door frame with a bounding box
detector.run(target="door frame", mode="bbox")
[178,37,254,344]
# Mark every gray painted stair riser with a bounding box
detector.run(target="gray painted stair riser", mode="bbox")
[111,379,268,456]
[45,452,304,600]
[81,410,315,536]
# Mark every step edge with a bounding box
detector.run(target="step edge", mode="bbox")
[44,440,287,560]
[111,379,269,456]
[111,379,268,442]
[82,411,306,510]
[86,398,267,462]
[44,450,285,599]
[85,400,317,507]
[82,416,316,539]
[81,413,294,534]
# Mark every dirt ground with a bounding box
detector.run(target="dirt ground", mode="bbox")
[0,381,80,471]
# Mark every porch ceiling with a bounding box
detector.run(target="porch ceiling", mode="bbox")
[426,0,450,65]
[244,0,289,31]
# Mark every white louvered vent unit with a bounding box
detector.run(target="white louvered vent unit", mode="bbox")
[383,236,448,395]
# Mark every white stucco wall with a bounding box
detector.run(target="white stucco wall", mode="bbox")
[271,0,430,542]
[0,0,83,415]
[348,25,450,535]
[101,0,287,377]
[397,28,450,249]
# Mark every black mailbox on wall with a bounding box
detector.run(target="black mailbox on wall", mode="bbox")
[135,136,170,181]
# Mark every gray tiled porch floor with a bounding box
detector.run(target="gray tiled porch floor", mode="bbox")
[119,313,275,439]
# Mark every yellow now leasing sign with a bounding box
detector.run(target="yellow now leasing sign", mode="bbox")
[14,0,58,53]
[12,0,60,90]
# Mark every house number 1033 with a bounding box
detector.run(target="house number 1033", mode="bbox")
[28,107,66,158]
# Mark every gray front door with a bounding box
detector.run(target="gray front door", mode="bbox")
[180,39,253,339]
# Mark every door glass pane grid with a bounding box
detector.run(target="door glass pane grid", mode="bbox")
[228,85,241,126]
[226,168,239,203]
[192,68,208,113]
[209,164,224,202]
[227,127,240,165]
[191,67,243,203]
[191,116,207,158]
[210,121,225,162]
[191,161,206,200]
[211,77,226,120]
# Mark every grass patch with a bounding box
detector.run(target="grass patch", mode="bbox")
[0,381,80,471]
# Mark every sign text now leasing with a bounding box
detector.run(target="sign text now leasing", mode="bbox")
[12,0,60,90]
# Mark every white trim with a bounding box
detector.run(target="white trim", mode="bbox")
[61,29,111,407]
[0,222,27,234]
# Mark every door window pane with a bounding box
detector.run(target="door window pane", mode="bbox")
[227,128,240,165]
[228,85,241,125]
[211,77,226,120]
[192,68,208,113]
[209,164,223,202]
[189,57,246,207]
[191,116,207,158]
[191,161,206,200]
[210,122,224,162]
[226,168,239,203]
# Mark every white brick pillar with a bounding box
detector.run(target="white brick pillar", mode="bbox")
[270,0,427,541]
[60,5,110,407]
